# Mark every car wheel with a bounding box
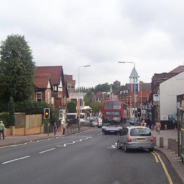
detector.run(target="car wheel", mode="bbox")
[117,141,122,149]
[149,148,154,152]
[124,144,129,152]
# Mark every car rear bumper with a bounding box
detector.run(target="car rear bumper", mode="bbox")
[126,142,154,149]
[102,129,122,134]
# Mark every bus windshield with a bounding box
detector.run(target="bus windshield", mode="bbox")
[102,117,121,126]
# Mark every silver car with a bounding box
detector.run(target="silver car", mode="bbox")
[117,126,154,152]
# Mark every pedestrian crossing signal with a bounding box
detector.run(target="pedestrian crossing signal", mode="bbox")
[44,108,50,119]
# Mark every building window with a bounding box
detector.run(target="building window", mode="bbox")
[71,85,75,89]
[67,84,71,89]
[53,86,58,91]
[36,92,42,102]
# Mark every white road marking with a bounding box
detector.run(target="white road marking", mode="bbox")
[56,137,92,147]
[2,156,30,165]
[108,143,117,149]
[39,148,55,154]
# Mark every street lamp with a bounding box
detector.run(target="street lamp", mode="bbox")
[78,65,90,129]
[118,61,136,122]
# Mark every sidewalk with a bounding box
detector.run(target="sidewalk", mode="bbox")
[152,128,184,184]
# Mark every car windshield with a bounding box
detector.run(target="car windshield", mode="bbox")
[130,128,151,136]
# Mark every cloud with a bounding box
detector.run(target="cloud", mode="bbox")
[0,0,184,87]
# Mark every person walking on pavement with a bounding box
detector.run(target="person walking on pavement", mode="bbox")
[62,122,66,135]
[156,120,161,134]
[0,121,5,140]
[53,123,57,136]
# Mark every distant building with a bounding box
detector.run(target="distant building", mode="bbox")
[64,75,75,94]
[34,66,69,109]
[113,80,121,87]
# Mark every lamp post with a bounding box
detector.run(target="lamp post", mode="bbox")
[78,65,90,130]
[118,61,136,122]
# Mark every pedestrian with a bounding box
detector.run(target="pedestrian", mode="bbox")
[156,120,161,134]
[62,122,66,135]
[141,120,146,126]
[53,123,57,136]
[0,120,5,140]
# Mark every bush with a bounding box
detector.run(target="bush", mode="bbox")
[0,112,9,127]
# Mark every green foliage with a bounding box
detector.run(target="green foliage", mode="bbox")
[0,112,9,127]
[67,101,76,113]
[84,91,92,106]
[0,34,35,102]
[94,83,110,93]
[15,100,51,115]
[8,96,15,126]
[91,101,102,113]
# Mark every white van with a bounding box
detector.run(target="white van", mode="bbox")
[97,117,102,128]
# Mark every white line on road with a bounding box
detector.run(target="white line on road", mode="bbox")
[39,148,55,154]
[2,156,30,165]
[56,137,92,147]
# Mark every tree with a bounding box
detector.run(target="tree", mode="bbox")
[67,101,76,113]
[8,96,15,126]
[94,83,110,93]
[84,91,92,106]
[0,35,35,102]
[91,101,102,114]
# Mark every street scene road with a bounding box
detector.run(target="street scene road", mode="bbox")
[0,129,182,184]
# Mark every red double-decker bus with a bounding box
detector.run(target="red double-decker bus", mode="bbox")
[102,100,124,134]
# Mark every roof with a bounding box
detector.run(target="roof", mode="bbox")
[35,66,63,85]
[34,74,51,89]
[169,65,184,74]
[129,67,139,78]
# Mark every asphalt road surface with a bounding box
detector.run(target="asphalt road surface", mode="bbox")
[0,128,182,184]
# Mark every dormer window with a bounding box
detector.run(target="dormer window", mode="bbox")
[53,85,58,91]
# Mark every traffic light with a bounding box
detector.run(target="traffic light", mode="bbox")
[44,108,50,119]
[137,108,141,117]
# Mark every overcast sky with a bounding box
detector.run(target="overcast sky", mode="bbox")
[0,0,184,87]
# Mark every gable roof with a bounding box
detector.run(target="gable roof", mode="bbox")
[129,67,139,78]
[34,74,51,89]
[35,66,64,85]
[169,65,184,74]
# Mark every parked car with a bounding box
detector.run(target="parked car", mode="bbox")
[129,120,137,125]
[92,121,98,127]
[117,126,154,152]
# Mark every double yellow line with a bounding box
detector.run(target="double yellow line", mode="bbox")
[151,151,173,184]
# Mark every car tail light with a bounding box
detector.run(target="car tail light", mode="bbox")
[150,137,154,142]
[127,137,132,142]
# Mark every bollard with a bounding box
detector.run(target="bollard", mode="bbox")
[164,124,167,130]
[168,138,172,149]
[153,137,157,146]
[171,139,176,152]
[175,141,178,155]
[159,137,164,148]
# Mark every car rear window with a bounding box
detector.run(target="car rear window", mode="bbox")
[130,128,151,136]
